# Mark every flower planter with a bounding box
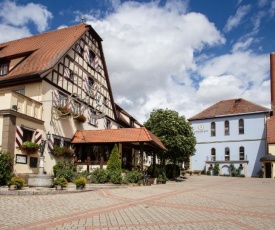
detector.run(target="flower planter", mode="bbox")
[9,185,17,190]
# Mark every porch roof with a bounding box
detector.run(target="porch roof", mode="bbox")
[71,127,167,151]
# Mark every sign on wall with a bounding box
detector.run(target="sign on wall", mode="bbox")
[16,154,27,164]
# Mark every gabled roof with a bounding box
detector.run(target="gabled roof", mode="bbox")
[267,117,275,144]
[188,98,270,121]
[71,127,166,151]
[0,23,91,80]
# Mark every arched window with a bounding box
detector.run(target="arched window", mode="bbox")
[211,148,216,161]
[239,119,244,134]
[224,120,230,135]
[211,122,216,136]
[239,146,245,160]
[225,147,230,161]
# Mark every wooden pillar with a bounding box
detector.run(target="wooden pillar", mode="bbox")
[140,142,144,173]
[87,156,90,173]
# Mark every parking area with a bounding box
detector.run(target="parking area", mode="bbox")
[1,175,275,230]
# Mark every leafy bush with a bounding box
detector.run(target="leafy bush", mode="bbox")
[51,146,74,157]
[110,170,122,184]
[126,170,143,183]
[213,163,220,176]
[107,144,121,172]
[74,177,87,187]
[91,168,107,183]
[9,177,25,189]
[53,177,68,188]
[53,160,76,182]
[165,164,180,179]
[0,151,13,186]
[147,164,165,178]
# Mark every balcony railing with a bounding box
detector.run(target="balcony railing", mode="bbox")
[0,91,43,120]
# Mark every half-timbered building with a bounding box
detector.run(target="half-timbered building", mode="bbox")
[0,23,165,178]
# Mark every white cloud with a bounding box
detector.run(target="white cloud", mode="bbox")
[197,75,243,104]
[231,37,254,52]
[224,5,251,32]
[0,0,52,34]
[0,24,31,43]
[85,1,225,122]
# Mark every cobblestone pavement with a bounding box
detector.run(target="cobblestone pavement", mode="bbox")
[1,176,275,230]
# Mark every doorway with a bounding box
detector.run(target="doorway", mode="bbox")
[265,163,272,178]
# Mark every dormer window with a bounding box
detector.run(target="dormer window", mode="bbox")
[0,63,8,75]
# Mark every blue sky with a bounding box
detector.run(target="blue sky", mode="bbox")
[0,0,274,122]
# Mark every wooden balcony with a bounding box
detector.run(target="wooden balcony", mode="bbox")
[0,91,43,120]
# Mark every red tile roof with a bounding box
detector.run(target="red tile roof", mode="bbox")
[71,127,167,150]
[0,23,89,80]
[267,117,275,144]
[188,98,270,121]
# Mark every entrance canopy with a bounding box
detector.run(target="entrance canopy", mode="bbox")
[71,127,166,151]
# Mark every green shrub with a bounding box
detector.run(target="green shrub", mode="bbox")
[74,177,87,187]
[165,164,180,179]
[106,144,121,172]
[147,164,165,178]
[91,168,107,183]
[51,146,74,157]
[0,151,13,186]
[53,160,77,182]
[53,177,68,188]
[213,163,220,176]
[110,170,122,184]
[126,170,143,183]
[9,177,25,189]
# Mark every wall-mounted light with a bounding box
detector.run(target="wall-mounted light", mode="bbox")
[11,105,18,111]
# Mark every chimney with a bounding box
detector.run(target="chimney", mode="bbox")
[271,53,275,112]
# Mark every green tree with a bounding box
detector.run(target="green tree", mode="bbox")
[144,109,196,167]
[0,151,13,186]
[107,144,121,172]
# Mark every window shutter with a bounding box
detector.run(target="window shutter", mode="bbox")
[48,134,54,152]
[34,130,42,145]
[52,90,60,107]
[15,126,23,148]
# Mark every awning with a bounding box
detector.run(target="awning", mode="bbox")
[71,127,167,151]
[260,154,275,162]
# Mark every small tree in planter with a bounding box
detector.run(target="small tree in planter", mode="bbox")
[0,150,13,186]
[74,177,87,189]
[21,141,39,155]
[106,144,121,172]
[8,177,25,190]
[53,177,68,190]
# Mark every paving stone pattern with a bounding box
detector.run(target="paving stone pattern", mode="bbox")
[1,176,275,229]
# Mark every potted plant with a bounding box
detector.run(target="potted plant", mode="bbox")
[73,114,87,123]
[53,177,68,190]
[73,177,87,190]
[21,141,39,155]
[8,177,25,190]
[56,106,71,117]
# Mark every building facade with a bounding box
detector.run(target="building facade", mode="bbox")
[188,99,270,177]
[0,23,147,177]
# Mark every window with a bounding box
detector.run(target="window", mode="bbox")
[225,147,230,161]
[22,129,33,142]
[211,148,216,161]
[64,67,73,81]
[88,77,94,92]
[59,94,67,107]
[224,120,230,135]
[211,122,216,136]
[75,43,84,56]
[239,147,245,160]
[89,51,94,64]
[239,119,244,134]
[0,63,8,75]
